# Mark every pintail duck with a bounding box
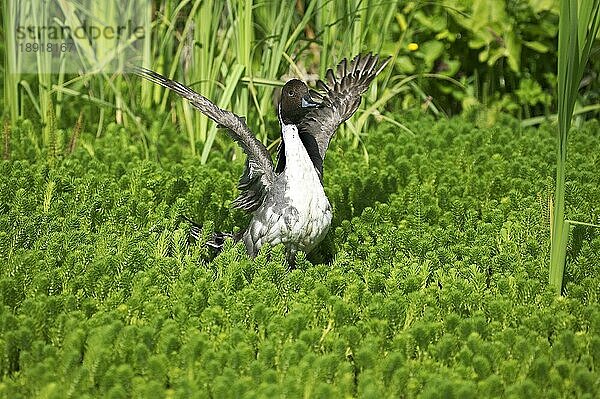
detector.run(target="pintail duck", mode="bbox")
[133,53,390,264]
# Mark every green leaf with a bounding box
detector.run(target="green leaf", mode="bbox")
[420,40,445,68]
[396,56,416,73]
[529,0,560,14]
[414,11,447,32]
[523,40,550,53]
[505,31,521,72]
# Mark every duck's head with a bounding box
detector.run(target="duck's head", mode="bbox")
[278,79,319,125]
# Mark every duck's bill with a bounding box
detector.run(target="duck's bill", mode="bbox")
[301,94,319,108]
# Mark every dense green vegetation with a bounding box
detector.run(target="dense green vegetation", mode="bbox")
[1,0,599,396]
[3,0,599,150]
[1,111,599,397]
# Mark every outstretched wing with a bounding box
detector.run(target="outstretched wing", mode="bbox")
[132,67,273,212]
[299,53,391,162]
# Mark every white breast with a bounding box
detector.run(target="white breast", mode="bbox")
[243,123,332,257]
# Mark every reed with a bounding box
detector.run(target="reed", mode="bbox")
[3,0,20,124]
[3,118,10,160]
[136,0,401,162]
[550,0,600,294]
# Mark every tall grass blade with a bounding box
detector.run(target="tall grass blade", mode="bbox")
[550,0,600,294]
[255,1,299,142]
[3,118,10,160]
[3,0,20,124]
[200,63,245,164]
[230,0,253,159]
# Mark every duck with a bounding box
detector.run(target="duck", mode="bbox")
[133,53,390,264]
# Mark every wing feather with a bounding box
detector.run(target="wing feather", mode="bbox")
[132,67,273,212]
[298,53,391,163]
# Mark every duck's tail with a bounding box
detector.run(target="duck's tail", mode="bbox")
[182,216,237,251]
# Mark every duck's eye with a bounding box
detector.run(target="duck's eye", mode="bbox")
[288,90,294,97]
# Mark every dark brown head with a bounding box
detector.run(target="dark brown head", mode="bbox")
[278,79,319,125]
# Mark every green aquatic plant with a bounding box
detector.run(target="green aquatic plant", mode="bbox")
[1,104,600,397]
[550,0,600,294]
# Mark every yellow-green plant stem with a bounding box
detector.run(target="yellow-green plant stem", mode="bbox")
[550,0,600,294]
[3,0,20,124]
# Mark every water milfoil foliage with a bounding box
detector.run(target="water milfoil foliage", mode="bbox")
[1,0,600,396]
[1,112,599,396]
